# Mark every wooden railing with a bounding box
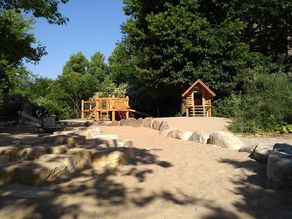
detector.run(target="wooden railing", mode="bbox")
[81,97,130,120]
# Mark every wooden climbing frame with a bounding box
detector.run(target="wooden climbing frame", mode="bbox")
[81,97,130,121]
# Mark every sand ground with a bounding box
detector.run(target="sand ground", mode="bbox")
[0,120,292,219]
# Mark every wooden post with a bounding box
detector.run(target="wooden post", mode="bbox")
[95,99,99,121]
[112,111,115,121]
[126,111,129,119]
[186,108,189,117]
[202,96,206,117]
[81,100,84,119]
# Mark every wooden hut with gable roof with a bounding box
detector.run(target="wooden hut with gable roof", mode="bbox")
[181,79,216,117]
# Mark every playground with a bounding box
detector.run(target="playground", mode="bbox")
[0,118,292,219]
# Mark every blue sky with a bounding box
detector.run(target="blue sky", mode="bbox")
[25,0,127,79]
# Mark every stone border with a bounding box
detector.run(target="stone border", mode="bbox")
[104,117,292,190]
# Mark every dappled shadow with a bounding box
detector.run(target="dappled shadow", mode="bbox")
[219,158,292,219]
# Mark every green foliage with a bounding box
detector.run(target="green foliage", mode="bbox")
[109,42,135,84]
[0,0,69,25]
[94,78,128,98]
[88,52,109,81]
[229,73,292,133]
[63,52,89,75]
[213,94,242,118]
[275,124,292,134]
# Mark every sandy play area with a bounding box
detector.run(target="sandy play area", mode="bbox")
[0,119,292,219]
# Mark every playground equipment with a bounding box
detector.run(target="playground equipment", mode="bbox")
[81,96,149,121]
[18,110,63,132]
[181,79,216,117]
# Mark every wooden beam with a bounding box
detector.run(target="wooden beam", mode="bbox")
[81,100,84,119]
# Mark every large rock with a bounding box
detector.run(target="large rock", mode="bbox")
[67,148,92,169]
[188,130,209,144]
[16,146,48,161]
[65,135,86,148]
[120,118,137,126]
[77,127,100,138]
[0,146,19,160]
[54,127,100,138]
[249,143,273,163]
[167,129,183,138]
[0,155,10,165]
[267,144,292,189]
[239,144,257,153]
[108,121,120,126]
[92,151,125,169]
[151,119,162,130]
[166,129,192,141]
[142,117,153,128]
[209,131,244,150]
[50,145,67,154]
[0,157,76,185]
[159,121,170,134]
[118,139,133,147]
[86,134,118,147]
[38,154,76,173]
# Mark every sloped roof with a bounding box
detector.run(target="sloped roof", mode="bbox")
[181,79,216,98]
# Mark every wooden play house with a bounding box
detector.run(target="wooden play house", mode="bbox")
[81,97,130,121]
[181,79,216,117]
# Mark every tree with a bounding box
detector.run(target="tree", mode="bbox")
[88,52,108,81]
[109,42,136,84]
[0,0,69,115]
[63,52,89,75]
[0,0,69,25]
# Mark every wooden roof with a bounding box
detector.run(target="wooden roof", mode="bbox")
[181,79,216,98]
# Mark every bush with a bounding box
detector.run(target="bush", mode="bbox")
[213,94,242,118]
[229,73,292,133]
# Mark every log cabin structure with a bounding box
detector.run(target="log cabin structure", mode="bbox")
[181,79,216,117]
[81,97,130,121]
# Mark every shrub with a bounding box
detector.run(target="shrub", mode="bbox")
[229,73,292,133]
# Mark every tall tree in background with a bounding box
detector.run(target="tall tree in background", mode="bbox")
[0,0,69,115]
[88,52,109,81]
[63,52,89,75]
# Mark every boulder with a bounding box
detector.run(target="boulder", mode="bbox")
[159,121,170,134]
[167,129,183,138]
[77,127,100,138]
[50,145,67,154]
[152,120,162,130]
[86,134,118,147]
[0,157,76,185]
[16,146,48,161]
[188,130,209,144]
[142,117,153,128]
[0,146,19,159]
[120,118,137,126]
[92,151,125,169]
[38,154,76,173]
[249,143,273,163]
[176,131,193,141]
[133,118,143,127]
[67,148,92,169]
[160,128,174,136]
[65,135,86,148]
[273,143,292,154]
[209,131,244,150]
[239,144,257,153]
[0,155,10,165]
[108,121,120,126]
[118,139,133,147]
[267,146,292,189]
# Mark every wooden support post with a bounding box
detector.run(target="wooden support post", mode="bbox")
[112,111,115,121]
[81,100,84,119]
[202,96,206,117]
[126,111,129,119]
[186,108,189,117]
